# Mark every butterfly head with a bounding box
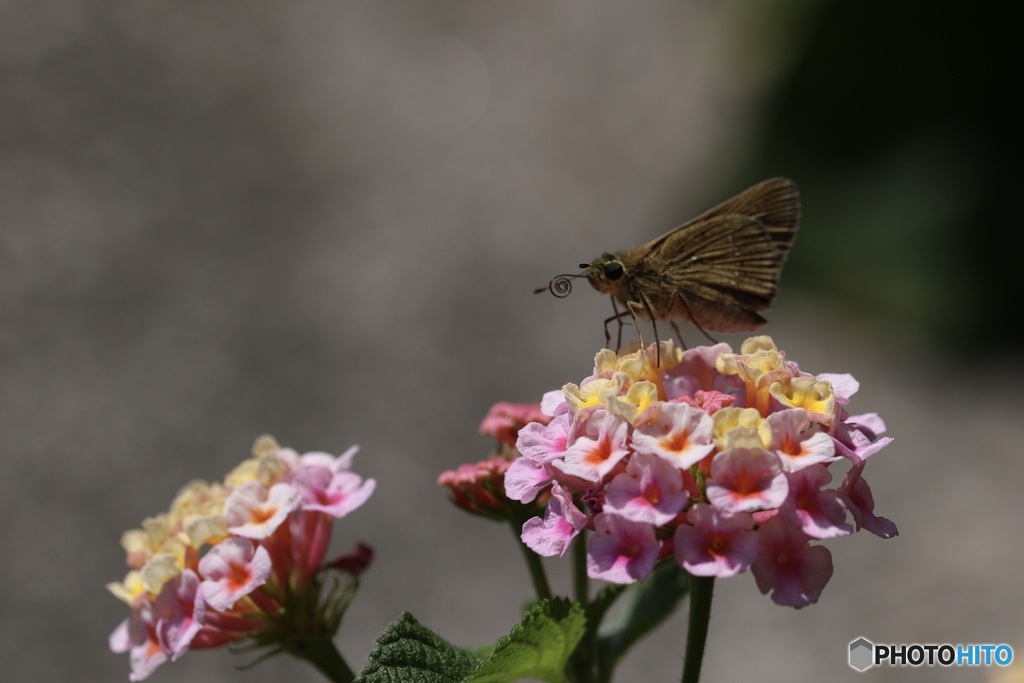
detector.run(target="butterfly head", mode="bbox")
[583,253,628,295]
[534,253,628,300]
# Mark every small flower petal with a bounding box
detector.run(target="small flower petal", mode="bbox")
[817,373,859,401]
[832,419,893,464]
[223,481,301,539]
[766,408,840,472]
[293,465,376,518]
[521,483,589,557]
[198,538,272,611]
[586,514,660,584]
[840,463,898,538]
[604,453,688,525]
[674,504,758,577]
[706,447,789,513]
[663,342,735,398]
[786,465,852,539]
[503,456,553,503]
[515,411,573,464]
[632,402,715,469]
[558,410,631,482]
[751,513,833,608]
[153,570,205,659]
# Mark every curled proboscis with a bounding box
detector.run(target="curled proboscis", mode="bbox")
[548,274,575,298]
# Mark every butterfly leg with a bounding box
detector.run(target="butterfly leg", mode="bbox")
[670,321,688,351]
[691,316,719,344]
[676,294,719,344]
[602,305,632,352]
[625,301,646,358]
[630,290,663,367]
[607,298,627,351]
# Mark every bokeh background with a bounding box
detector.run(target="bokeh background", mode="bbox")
[3,1,1022,681]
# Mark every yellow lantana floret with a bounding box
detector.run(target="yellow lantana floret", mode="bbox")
[563,373,628,413]
[770,376,836,419]
[106,570,146,605]
[603,380,659,424]
[712,407,772,450]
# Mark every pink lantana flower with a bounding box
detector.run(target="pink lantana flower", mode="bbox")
[674,504,758,578]
[558,409,631,482]
[516,410,574,465]
[632,402,715,469]
[109,603,167,683]
[109,436,374,681]
[587,513,660,584]
[502,455,554,504]
[522,483,589,557]
[786,465,852,539]
[752,512,834,608]
[292,460,376,519]
[839,461,899,538]
[223,481,301,539]
[817,372,860,403]
[705,447,789,514]
[280,444,359,471]
[198,538,272,611]
[766,408,840,472]
[832,413,894,464]
[152,570,206,659]
[663,343,736,399]
[604,453,688,525]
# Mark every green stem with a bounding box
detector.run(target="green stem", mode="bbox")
[290,632,355,683]
[570,534,593,683]
[573,533,589,605]
[681,575,715,683]
[511,521,552,600]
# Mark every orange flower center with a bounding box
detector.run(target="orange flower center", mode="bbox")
[659,429,690,453]
[584,438,613,465]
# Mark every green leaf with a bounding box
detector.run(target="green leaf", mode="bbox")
[354,600,586,683]
[468,598,585,683]
[596,560,690,681]
[354,612,481,683]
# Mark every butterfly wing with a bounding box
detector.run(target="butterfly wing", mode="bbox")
[646,177,800,263]
[599,178,801,333]
[641,214,782,330]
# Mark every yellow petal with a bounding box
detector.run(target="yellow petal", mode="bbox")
[770,377,836,417]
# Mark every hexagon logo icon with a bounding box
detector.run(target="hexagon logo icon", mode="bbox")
[849,637,875,671]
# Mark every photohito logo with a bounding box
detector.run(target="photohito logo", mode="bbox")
[849,637,1014,672]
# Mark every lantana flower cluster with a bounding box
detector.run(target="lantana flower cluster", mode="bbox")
[107,436,375,681]
[437,402,552,521]
[504,337,896,607]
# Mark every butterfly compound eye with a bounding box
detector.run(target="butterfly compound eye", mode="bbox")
[602,261,625,281]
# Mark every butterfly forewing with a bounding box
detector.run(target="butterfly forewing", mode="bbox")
[661,215,783,299]
[647,177,798,257]
[685,176,800,258]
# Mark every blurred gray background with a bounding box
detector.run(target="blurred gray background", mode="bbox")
[4,1,1022,682]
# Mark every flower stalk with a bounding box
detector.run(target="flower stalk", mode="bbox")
[681,575,714,683]
[284,629,355,683]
